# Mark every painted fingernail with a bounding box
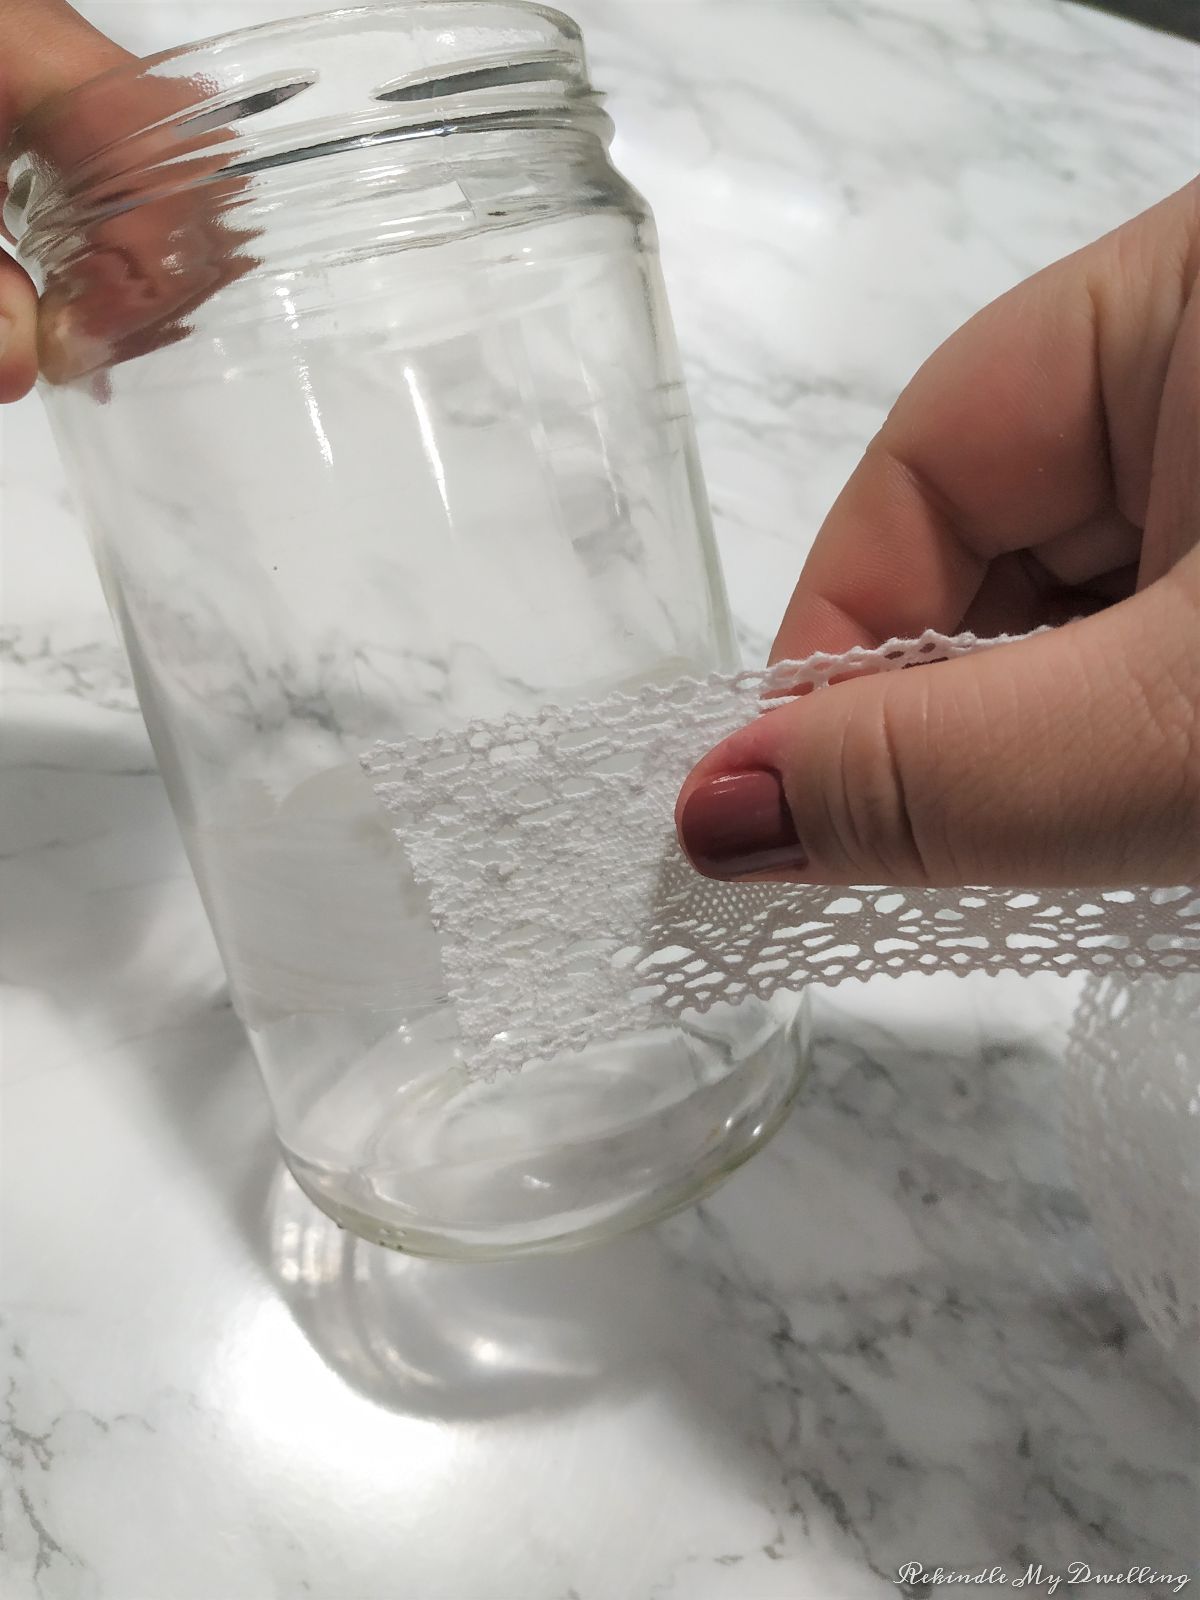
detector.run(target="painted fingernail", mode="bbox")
[679,770,806,878]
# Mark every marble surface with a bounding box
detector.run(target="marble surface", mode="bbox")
[2,1,1198,1596]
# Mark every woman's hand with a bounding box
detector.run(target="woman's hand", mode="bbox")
[678,179,1200,889]
[2,1,259,387]
[0,0,132,399]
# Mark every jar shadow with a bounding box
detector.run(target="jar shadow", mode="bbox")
[265,1162,685,1420]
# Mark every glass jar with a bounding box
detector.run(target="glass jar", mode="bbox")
[6,2,806,1258]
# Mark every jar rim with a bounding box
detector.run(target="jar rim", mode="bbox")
[11,1,585,141]
[5,0,602,247]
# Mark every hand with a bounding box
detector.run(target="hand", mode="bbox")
[678,180,1200,889]
[0,0,132,399]
[1,0,255,392]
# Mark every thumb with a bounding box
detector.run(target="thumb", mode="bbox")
[677,561,1200,889]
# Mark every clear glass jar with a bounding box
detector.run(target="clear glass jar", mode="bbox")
[6,2,806,1257]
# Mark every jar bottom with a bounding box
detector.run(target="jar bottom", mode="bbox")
[276,997,809,1260]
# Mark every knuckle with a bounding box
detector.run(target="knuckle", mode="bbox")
[1125,572,1200,875]
[820,686,938,883]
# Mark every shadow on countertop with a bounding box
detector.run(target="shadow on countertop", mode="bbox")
[262,985,1199,1584]
[11,706,1194,1582]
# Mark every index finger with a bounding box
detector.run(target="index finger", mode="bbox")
[772,179,1200,658]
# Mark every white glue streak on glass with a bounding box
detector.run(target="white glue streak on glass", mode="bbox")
[403,363,450,518]
[300,367,335,468]
[277,285,334,466]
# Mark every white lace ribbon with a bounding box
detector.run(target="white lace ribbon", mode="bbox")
[363,631,1199,1077]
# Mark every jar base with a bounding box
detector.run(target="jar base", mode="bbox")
[279,998,810,1260]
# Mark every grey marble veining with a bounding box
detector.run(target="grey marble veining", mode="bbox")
[2,2,1198,1596]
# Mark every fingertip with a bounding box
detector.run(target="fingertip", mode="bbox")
[0,266,39,401]
[676,769,808,881]
[0,313,39,401]
[674,706,802,841]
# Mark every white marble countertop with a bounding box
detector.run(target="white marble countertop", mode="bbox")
[3,2,1198,1596]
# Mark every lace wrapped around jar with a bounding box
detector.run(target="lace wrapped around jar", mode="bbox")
[365,629,1200,1078]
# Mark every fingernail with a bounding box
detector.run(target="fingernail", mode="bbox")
[679,770,806,878]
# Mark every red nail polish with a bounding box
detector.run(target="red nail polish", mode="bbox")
[679,770,806,878]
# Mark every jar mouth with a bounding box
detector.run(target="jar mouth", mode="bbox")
[4,1,607,247]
